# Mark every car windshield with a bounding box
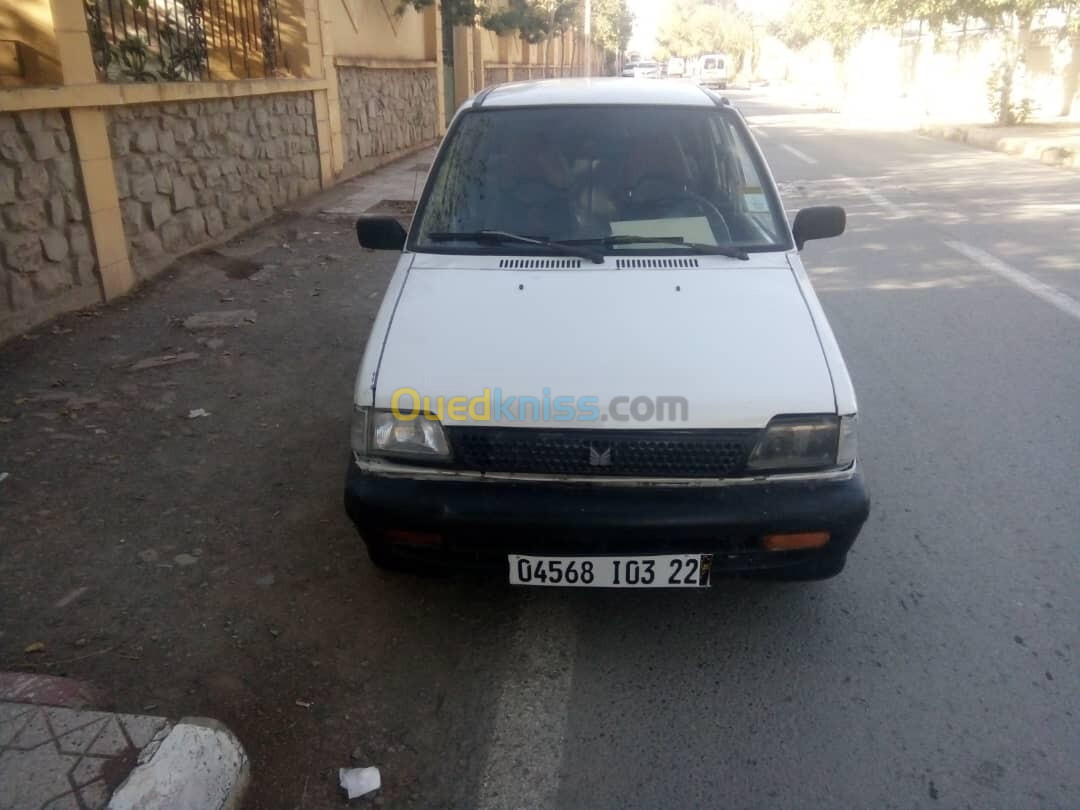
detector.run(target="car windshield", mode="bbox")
[412,106,788,255]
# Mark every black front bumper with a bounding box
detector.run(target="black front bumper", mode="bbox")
[344,463,870,573]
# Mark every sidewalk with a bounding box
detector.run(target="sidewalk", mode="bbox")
[920,120,1080,169]
[0,674,248,809]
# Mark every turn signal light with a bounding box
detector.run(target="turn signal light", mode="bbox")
[384,530,443,547]
[763,532,830,551]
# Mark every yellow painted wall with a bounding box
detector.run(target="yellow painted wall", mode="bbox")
[0,0,62,85]
[329,0,428,61]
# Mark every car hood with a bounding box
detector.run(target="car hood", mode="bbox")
[373,255,836,429]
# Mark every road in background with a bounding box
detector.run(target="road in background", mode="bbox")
[1,90,1076,809]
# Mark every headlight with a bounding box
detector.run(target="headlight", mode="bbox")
[353,407,450,460]
[747,414,840,472]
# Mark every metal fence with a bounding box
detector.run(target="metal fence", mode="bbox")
[84,0,283,82]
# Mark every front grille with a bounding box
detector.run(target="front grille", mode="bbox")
[445,427,758,478]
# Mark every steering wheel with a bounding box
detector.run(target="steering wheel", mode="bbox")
[626,179,733,244]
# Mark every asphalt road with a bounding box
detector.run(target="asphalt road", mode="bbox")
[1,90,1077,809]
[476,92,1080,809]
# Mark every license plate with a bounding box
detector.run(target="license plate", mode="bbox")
[508,554,712,588]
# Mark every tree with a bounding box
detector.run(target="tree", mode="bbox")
[399,0,630,73]
[1059,3,1080,114]
[656,0,755,68]
[397,0,483,27]
[591,0,634,58]
[771,0,874,56]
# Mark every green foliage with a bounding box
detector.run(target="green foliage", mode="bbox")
[398,0,483,28]
[656,1,754,63]
[987,60,1035,122]
[771,0,871,55]
[590,0,634,55]
[398,0,630,53]
[483,0,579,43]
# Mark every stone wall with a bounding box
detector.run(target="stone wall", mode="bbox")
[338,67,438,175]
[1,111,99,337]
[108,93,321,275]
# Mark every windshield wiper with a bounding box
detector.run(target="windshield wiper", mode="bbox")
[674,243,750,260]
[564,235,750,260]
[564,235,685,248]
[427,231,604,264]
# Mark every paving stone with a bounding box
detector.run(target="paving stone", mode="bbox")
[86,716,130,756]
[117,715,169,750]
[51,715,111,755]
[0,704,36,746]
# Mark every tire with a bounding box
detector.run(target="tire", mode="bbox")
[751,553,847,582]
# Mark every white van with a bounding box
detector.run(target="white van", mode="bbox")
[697,54,729,89]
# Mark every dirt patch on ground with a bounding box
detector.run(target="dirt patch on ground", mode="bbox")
[0,209,520,808]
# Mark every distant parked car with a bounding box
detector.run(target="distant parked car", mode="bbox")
[667,57,686,78]
[624,60,659,79]
[697,54,729,89]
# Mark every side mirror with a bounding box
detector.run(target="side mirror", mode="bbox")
[356,216,407,251]
[791,206,846,250]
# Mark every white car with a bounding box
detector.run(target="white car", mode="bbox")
[697,53,729,89]
[666,57,686,78]
[624,60,659,79]
[348,79,869,585]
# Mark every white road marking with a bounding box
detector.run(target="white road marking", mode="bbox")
[780,143,818,164]
[945,240,1080,322]
[840,176,908,218]
[478,598,576,810]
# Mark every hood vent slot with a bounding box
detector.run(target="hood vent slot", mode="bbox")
[499,258,582,269]
[616,258,700,269]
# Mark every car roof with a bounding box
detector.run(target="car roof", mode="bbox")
[476,78,718,109]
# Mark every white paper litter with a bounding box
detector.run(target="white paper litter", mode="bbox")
[338,766,381,799]
[187,408,211,419]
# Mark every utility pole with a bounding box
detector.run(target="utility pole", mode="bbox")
[584,0,592,77]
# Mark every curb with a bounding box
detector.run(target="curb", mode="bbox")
[920,123,1079,169]
[107,717,250,810]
